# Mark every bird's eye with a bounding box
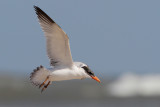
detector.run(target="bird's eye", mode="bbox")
[82,66,94,76]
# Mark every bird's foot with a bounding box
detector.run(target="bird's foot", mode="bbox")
[41,81,51,93]
[39,76,49,88]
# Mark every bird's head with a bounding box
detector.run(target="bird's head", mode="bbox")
[74,62,101,83]
[81,66,101,83]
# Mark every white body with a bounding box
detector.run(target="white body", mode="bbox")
[30,62,90,86]
[50,64,90,81]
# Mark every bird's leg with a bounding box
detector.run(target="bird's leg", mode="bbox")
[39,76,49,88]
[41,81,51,93]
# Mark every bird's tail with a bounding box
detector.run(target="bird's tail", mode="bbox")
[30,65,51,86]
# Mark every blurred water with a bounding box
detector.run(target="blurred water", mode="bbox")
[0,72,160,107]
[0,98,160,107]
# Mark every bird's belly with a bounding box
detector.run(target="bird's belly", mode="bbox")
[49,70,82,81]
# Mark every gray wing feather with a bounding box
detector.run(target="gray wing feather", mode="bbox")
[34,6,73,67]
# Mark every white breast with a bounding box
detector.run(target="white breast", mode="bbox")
[49,66,86,81]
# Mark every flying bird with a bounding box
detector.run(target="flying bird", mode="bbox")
[30,6,100,92]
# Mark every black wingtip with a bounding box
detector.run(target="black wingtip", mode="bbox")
[33,5,42,15]
[33,5,55,24]
[33,5,38,11]
[33,5,41,12]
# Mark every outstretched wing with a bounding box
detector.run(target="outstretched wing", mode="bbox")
[34,6,73,67]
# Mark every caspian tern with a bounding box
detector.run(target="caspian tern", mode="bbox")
[30,6,100,92]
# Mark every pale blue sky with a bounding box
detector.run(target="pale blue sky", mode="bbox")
[0,0,160,75]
